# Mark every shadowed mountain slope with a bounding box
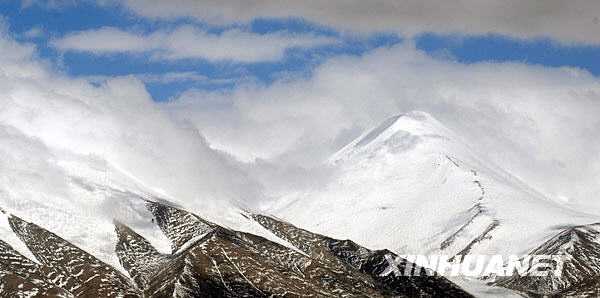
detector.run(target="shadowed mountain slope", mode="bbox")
[0,199,474,297]
[494,223,600,296]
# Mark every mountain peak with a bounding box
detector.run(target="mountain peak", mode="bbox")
[330,111,454,163]
[356,111,441,144]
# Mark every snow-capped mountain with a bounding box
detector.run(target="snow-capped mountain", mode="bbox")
[0,124,474,296]
[0,138,295,275]
[269,111,600,296]
[2,109,599,296]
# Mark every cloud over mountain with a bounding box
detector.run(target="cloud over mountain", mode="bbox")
[167,43,600,210]
[0,26,263,212]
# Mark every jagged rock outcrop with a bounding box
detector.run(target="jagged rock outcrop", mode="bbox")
[8,215,140,297]
[114,222,171,290]
[0,200,473,297]
[145,200,215,253]
[251,213,472,297]
[0,240,72,297]
[118,202,396,297]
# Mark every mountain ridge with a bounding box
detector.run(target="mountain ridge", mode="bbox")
[0,199,473,297]
[271,111,600,296]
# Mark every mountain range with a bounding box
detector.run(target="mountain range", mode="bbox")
[1,111,599,297]
[0,199,471,297]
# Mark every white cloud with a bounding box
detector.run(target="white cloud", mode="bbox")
[51,25,337,62]
[0,28,262,261]
[0,28,264,213]
[120,0,600,45]
[166,44,600,211]
[52,27,152,53]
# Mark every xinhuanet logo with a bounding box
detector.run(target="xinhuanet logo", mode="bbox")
[381,254,564,277]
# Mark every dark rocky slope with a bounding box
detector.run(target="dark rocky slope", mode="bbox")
[494,223,600,297]
[0,200,473,297]
[250,213,471,297]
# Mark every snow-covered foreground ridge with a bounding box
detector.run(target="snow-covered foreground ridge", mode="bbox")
[271,111,600,296]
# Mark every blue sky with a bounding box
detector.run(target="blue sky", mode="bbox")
[2,1,600,101]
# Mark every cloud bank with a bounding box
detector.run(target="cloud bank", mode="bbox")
[52,25,337,62]
[0,26,263,213]
[119,0,600,45]
[166,44,600,210]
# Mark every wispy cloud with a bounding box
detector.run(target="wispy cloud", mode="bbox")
[137,71,210,84]
[22,26,44,39]
[51,25,337,63]
[83,71,236,90]
[51,27,151,53]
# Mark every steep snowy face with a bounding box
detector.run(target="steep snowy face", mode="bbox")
[272,111,597,259]
[329,111,457,163]
[0,142,291,273]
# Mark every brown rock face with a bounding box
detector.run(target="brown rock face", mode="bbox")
[0,200,473,297]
